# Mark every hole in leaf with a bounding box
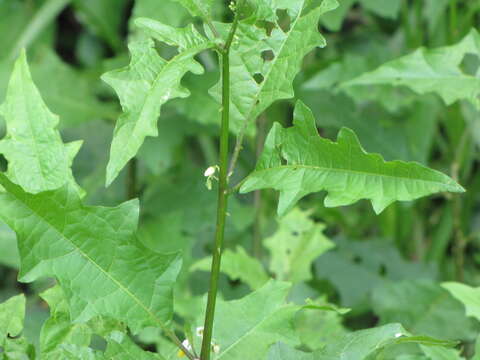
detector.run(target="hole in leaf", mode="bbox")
[460,53,480,76]
[291,231,299,236]
[353,255,362,264]
[254,73,264,84]
[379,264,387,276]
[276,9,291,32]
[262,50,275,62]
[255,20,276,35]
[286,248,292,255]
[0,155,7,173]
[89,334,107,352]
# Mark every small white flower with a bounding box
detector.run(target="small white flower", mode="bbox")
[212,343,220,354]
[204,166,216,177]
[196,326,204,337]
[394,333,403,338]
[182,339,192,351]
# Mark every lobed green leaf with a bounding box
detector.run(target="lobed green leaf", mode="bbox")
[240,101,464,215]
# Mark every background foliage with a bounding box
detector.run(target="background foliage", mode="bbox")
[0,0,479,359]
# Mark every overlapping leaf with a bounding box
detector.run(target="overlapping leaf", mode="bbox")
[191,246,269,290]
[0,51,82,194]
[0,173,182,333]
[102,18,213,185]
[172,0,213,22]
[209,0,339,134]
[265,208,334,283]
[342,29,480,109]
[442,282,480,322]
[240,101,464,215]
[198,280,300,360]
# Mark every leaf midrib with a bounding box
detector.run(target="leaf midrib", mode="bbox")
[246,164,457,189]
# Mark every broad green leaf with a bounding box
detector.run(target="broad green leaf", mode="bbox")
[373,280,478,341]
[191,246,269,290]
[0,50,82,194]
[201,280,300,359]
[209,0,339,134]
[102,19,213,185]
[240,101,464,215]
[0,294,26,340]
[343,29,480,109]
[0,173,182,333]
[442,282,480,322]
[265,208,334,283]
[315,238,437,308]
[314,323,455,360]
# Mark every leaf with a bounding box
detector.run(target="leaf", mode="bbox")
[209,0,339,134]
[342,29,480,109]
[30,48,117,127]
[372,280,478,341]
[266,342,313,360]
[442,282,480,322]
[171,0,213,22]
[315,238,437,307]
[204,280,300,360]
[130,0,190,29]
[105,331,165,359]
[240,101,464,215]
[0,173,182,333]
[73,0,129,51]
[102,18,213,185]
[314,323,455,360]
[265,208,334,283]
[0,50,83,194]
[0,294,26,341]
[191,246,269,290]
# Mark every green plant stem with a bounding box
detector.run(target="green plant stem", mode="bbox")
[449,0,458,44]
[253,115,267,259]
[200,6,242,359]
[9,0,72,60]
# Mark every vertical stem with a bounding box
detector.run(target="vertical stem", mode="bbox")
[449,0,458,43]
[200,5,242,355]
[401,0,412,48]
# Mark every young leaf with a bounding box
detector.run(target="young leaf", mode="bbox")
[0,50,83,194]
[442,282,480,322]
[209,0,339,133]
[240,101,464,215]
[102,18,213,186]
[191,246,269,290]
[0,173,182,333]
[265,208,334,283]
[0,294,25,341]
[342,29,480,109]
